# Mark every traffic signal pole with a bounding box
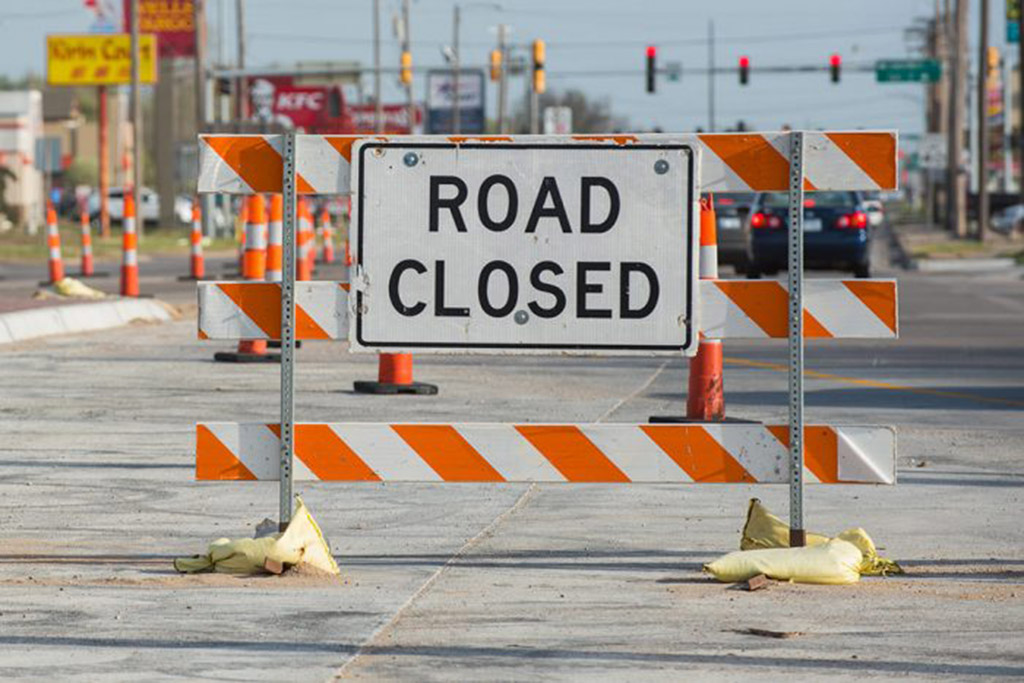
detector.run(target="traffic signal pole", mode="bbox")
[707,19,715,131]
[977,0,989,241]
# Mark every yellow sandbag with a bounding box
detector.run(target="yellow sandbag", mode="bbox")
[174,496,339,576]
[740,498,903,576]
[54,277,106,299]
[704,538,863,585]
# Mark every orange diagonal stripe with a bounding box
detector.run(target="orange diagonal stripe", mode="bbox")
[515,425,629,482]
[217,282,281,338]
[572,134,639,145]
[640,425,756,483]
[196,425,256,480]
[392,425,504,481]
[204,136,317,193]
[700,134,790,191]
[766,425,838,483]
[296,306,331,340]
[324,136,360,162]
[843,280,897,334]
[825,132,897,190]
[714,281,832,338]
[267,424,380,481]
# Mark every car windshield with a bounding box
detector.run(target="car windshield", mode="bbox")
[761,191,856,208]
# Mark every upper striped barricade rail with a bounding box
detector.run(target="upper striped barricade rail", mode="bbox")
[196,279,897,341]
[196,422,895,485]
[197,131,898,195]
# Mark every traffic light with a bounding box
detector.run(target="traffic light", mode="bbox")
[646,45,657,93]
[830,53,841,83]
[400,51,412,86]
[739,55,749,85]
[490,49,502,82]
[532,39,546,94]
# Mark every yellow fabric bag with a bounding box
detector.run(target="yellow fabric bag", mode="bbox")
[174,496,340,576]
[739,498,902,576]
[704,538,864,585]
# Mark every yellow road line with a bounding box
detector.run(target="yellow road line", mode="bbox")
[724,356,1024,409]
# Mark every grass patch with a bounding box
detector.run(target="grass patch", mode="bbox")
[0,220,237,262]
[911,239,992,259]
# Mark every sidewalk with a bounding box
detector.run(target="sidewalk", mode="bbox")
[891,222,1024,272]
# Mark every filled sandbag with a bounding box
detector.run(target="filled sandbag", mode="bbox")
[704,538,864,585]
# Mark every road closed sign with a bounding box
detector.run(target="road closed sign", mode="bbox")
[350,140,698,355]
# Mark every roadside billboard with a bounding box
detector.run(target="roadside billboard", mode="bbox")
[123,0,196,58]
[425,69,486,134]
[46,34,157,86]
[348,104,422,134]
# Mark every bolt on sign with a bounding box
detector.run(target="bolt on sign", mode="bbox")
[349,140,699,355]
[47,34,157,86]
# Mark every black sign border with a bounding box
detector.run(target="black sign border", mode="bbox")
[355,141,695,353]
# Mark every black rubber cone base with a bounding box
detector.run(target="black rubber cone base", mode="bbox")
[77,271,111,278]
[177,274,213,281]
[353,380,439,395]
[214,350,281,363]
[268,340,302,349]
[647,415,757,424]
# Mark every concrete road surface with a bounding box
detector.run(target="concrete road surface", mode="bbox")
[0,246,1022,679]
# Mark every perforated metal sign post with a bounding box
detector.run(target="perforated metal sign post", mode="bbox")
[349,140,698,356]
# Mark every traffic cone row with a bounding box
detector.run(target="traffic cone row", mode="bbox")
[45,203,64,284]
[121,194,139,297]
[215,195,278,363]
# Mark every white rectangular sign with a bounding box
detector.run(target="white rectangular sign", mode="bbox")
[350,139,698,355]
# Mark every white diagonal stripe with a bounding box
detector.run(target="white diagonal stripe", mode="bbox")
[457,425,565,481]
[699,282,768,339]
[806,281,895,338]
[198,283,266,339]
[702,424,786,483]
[297,135,351,194]
[804,132,880,191]
[580,425,692,482]
[331,424,441,481]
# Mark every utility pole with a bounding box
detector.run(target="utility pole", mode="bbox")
[235,0,246,121]
[946,0,968,237]
[708,19,716,131]
[1019,1,1024,202]
[978,0,989,240]
[195,0,214,238]
[497,23,508,134]
[374,0,383,133]
[452,5,461,134]
[129,0,143,238]
[98,85,110,238]
[403,0,415,133]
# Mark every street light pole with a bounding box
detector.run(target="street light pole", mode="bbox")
[403,0,415,133]
[497,23,508,134]
[374,0,382,133]
[129,0,143,238]
[452,4,461,134]
[978,0,989,241]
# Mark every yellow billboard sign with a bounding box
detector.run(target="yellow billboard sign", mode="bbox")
[47,34,157,86]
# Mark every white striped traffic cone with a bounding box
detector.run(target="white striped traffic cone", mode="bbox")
[120,194,139,297]
[45,202,65,284]
[79,207,94,277]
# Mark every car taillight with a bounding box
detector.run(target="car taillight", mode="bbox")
[750,212,766,228]
[767,215,783,228]
[836,211,868,229]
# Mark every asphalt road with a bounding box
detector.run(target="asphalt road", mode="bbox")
[0,233,1022,680]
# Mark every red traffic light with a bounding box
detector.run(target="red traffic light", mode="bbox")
[646,45,657,58]
[829,53,841,67]
[739,55,750,85]
[829,53,841,83]
[739,55,749,68]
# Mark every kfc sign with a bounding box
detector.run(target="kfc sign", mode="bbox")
[248,77,348,132]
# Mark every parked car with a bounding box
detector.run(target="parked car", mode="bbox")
[87,188,192,226]
[991,204,1024,235]
[713,193,754,274]
[748,191,872,278]
[861,197,885,228]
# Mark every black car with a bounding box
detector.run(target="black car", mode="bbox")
[747,191,872,278]
[712,193,754,274]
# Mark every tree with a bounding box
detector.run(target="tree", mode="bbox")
[510,88,629,134]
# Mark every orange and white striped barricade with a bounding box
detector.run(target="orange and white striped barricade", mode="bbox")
[318,207,335,264]
[179,199,207,281]
[213,194,279,363]
[120,194,139,297]
[43,202,65,284]
[195,131,899,536]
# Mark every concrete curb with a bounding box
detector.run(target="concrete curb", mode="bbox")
[0,298,178,346]
[913,257,1019,273]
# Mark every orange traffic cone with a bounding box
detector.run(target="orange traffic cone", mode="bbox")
[215,195,279,363]
[44,203,65,284]
[297,198,314,281]
[266,195,283,282]
[651,195,724,423]
[78,208,95,277]
[319,207,335,264]
[179,199,206,280]
[120,194,139,296]
[354,353,439,395]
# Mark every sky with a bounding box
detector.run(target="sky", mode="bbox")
[2,0,1013,136]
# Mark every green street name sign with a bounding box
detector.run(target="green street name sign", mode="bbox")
[875,59,942,83]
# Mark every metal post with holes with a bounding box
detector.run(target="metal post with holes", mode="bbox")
[787,130,806,547]
[279,131,298,530]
